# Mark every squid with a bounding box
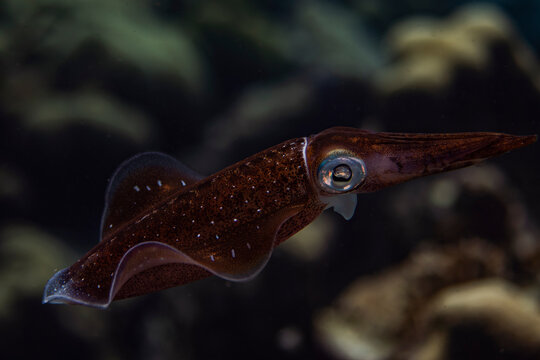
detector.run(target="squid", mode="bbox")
[43,128,536,308]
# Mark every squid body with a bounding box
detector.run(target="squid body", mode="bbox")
[42,127,536,308]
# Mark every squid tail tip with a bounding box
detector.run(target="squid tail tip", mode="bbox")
[42,267,110,309]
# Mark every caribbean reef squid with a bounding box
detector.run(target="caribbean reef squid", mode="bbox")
[42,127,536,308]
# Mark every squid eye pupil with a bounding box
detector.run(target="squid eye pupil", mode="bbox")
[332,165,352,182]
[317,153,366,193]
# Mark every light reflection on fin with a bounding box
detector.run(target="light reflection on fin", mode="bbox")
[42,267,110,309]
[100,152,203,241]
[43,206,301,309]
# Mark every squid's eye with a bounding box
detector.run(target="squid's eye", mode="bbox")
[317,154,366,193]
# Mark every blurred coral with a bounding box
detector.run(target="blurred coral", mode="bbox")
[0,224,75,318]
[315,162,540,360]
[402,280,540,359]
[20,92,154,144]
[4,0,204,89]
[376,4,540,93]
[315,239,506,360]
[280,213,335,262]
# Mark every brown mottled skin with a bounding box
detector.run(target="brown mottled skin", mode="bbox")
[43,127,536,307]
[117,138,327,300]
[49,138,326,305]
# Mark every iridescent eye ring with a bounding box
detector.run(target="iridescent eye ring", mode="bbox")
[317,153,367,193]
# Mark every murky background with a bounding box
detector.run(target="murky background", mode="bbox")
[1,1,540,359]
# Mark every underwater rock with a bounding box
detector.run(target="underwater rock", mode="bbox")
[376,4,540,94]
[314,239,506,360]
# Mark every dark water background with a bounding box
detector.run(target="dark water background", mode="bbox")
[1,1,539,359]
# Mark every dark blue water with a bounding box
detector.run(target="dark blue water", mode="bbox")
[1,1,539,359]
